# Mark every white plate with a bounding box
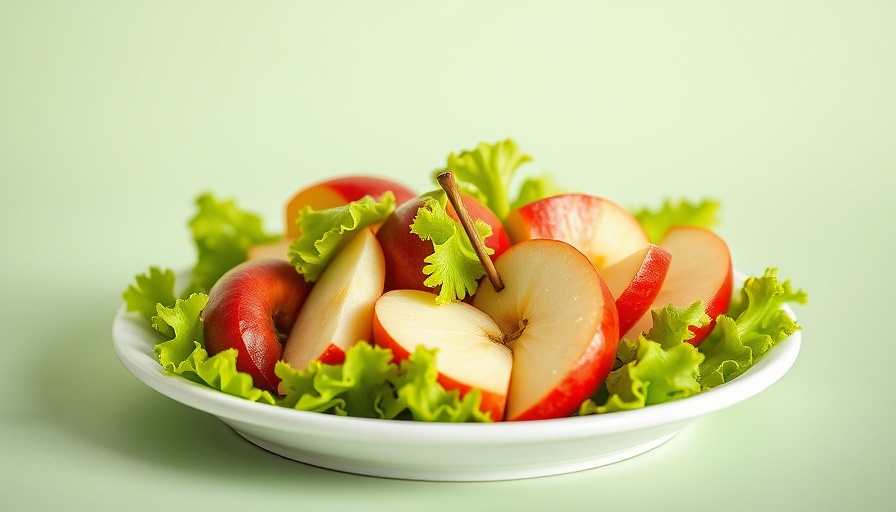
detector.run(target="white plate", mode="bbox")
[112,291,801,482]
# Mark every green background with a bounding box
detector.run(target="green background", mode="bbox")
[2,1,893,510]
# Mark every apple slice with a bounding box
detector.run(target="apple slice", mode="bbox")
[600,244,672,336]
[202,258,313,392]
[373,290,512,421]
[504,194,649,270]
[473,239,619,421]
[279,228,385,379]
[623,226,733,345]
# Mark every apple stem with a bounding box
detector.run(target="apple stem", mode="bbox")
[437,171,505,292]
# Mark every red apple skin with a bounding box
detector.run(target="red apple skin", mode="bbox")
[509,278,619,422]
[372,311,507,422]
[316,344,347,366]
[605,245,672,336]
[688,273,733,345]
[201,259,313,392]
[285,176,417,238]
[505,194,649,270]
[375,193,512,294]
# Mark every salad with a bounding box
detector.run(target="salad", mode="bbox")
[122,139,807,423]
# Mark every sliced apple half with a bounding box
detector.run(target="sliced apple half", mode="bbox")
[600,244,672,336]
[473,239,619,421]
[373,290,512,421]
[623,226,733,346]
[279,228,385,382]
[505,194,649,270]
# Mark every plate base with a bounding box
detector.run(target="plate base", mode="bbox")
[232,426,680,481]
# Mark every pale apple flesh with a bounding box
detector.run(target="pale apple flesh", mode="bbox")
[373,290,512,421]
[600,244,672,336]
[623,226,733,346]
[201,258,313,392]
[504,194,649,270]
[473,239,620,421]
[279,228,386,384]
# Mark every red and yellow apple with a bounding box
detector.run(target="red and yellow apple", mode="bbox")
[248,176,416,261]
[284,176,416,239]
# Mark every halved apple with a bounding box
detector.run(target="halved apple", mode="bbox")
[504,193,649,270]
[373,239,618,421]
[600,244,672,336]
[373,290,512,421]
[623,226,733,345]
[279,228,386,381]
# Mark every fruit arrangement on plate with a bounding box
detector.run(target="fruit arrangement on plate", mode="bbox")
[123,139,806,423]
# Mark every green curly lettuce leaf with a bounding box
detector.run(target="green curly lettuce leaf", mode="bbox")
[633,198,720,244]
[409,193,493,305]
[151,293,275,404]
[288,192,395,281]
[122,266,177,322]
[276,343,491,422]
[699,268,808,388]
[275,343,404,418]
[435,139,533,220]
[395,346,492,422]
[580,302,709,414]
[188,193,279,294]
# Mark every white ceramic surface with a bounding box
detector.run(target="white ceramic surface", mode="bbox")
[112,299,801,482]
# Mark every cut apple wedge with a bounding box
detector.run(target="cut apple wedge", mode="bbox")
[623,226,733,345]
[279,228,385,383]
[505,194,649,270]
[473,239,619,421]
[373,290,512,421]
[600,244,672,336]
